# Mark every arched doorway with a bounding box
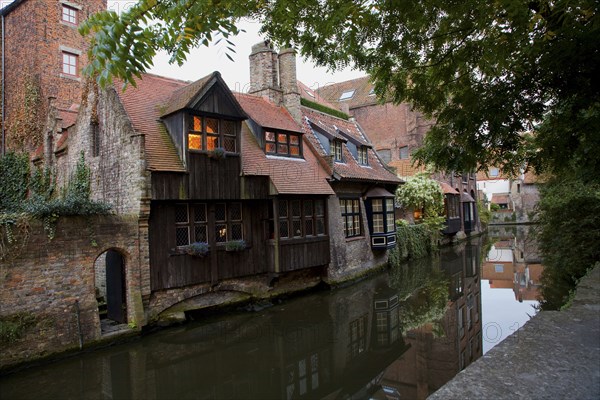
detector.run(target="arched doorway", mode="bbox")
[95,249,127,326]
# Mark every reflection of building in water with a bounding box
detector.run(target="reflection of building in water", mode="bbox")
[484,226,544,302]
[372,243,483,400]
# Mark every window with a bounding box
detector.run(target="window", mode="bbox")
[368,87,375,96]
[188,116,238,153]
[265,131,301,157]
[462,174,468,183]
[357,146,368,165]
[348,315,367,360]
[62,5,77,25]
[340,198,362,238]
[215,203,243,243]
[339,90,355,101]
[399,146,409,160]
[489,167,499,177]
[370,198,395,234]
[62,52,78,76]
[91,123,100,157]
[494,264,504,273]
[277,199,326,239]
[175,202,240,247]
[445,195,460,219]
[331,140,343,162]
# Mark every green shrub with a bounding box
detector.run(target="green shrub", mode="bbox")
[300,97,350,120]
[0,152,30,212]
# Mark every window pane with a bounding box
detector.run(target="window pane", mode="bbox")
[316,218,325,235]
[279,221,289,238]
[231,223,243,240]
[386,198,394,210]
[230,203,242,221]
[372,199,383,212]
[222,120,235,135]
[353,216,361,235]
[292,219,302,237]
[189,116,202,131]
[194,225,207,242]
[216,224,227,242]
[353,200,360,214]
[387,212,395,232]
[373,214,384,233]
[278,144,288,154]
[188,133,202,150]
[265,131,275,141]
[279,200,288,217]
[277,133,287,144]
[175,204,188,223]
[290,145,300,156]
[315,200,324,217]
[194,204,207,222]
[290,135,299,145]
[223,136,236,152]
[303,200,313,216]
[205,118,218,133]
[339,199,346,213]
[176,227,190,246]
[266,143,276,153]
[291,201,301,217]
[304,219,314,236]
[215,203,226,222]
[207,135,219,150]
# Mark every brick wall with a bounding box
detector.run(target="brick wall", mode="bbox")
[1,0,106,150]
[0,215,144,370]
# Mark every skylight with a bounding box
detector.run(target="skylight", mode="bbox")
[368,87,375,96]
[339,90,355,101]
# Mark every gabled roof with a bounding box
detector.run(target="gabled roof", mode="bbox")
[315,76,383,110]
[161,71,246,118]
[235,93,301,133]
[491,193,510,204]
[301,107,401,185]
[116,73,190,172]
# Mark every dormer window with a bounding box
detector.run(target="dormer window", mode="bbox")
[339,90,355,101]
[188,116,237,153]
[62,4,77,25]
[358,146,368,165]
[331,140,343,162]
[265,131,302,157]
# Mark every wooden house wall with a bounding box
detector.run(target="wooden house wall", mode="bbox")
[278,237,330,273]
[151,155,241,200]
[149,200,270,290]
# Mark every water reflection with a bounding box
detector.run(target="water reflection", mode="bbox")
[1,234,535,400]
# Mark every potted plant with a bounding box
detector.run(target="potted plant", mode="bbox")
[224,239,246,252]
[208,147,226,160]
[184,241,210,257]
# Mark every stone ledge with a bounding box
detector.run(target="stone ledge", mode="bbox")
[428,266,600,400]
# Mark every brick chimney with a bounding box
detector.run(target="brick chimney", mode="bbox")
[248,41,282,105]
[278,48,301,124]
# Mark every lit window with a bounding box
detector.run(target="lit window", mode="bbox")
[187,116,238,153]
[340,198,362,238]
[357,146,368,165]
[399,146,409,160]
[369,198,396,234]
[62,52,78,76]
[265,131,302,157]
[62,5,77,25]
[175,203,241,246]
[339,90,355,101]
[215,203,243,243]
[331,140,343,162]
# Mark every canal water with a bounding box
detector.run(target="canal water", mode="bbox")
[0,227,540,399]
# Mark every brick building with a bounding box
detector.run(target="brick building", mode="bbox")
[1,0,105,153]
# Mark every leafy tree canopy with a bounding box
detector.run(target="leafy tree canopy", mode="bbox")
[81,0,599,179]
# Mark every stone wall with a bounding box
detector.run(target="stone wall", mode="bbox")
[0,215,145,370]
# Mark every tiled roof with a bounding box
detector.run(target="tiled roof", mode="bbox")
[235,93,301,133]
[297,81,338,109]
[439,181,459,195]
[58,108,78,130]
[0,0,25,16]
[116,73,190,172]
[241,122,334,195]
[491,193,510,204]
[523,171,539,184]
[55,131,69,153]
[315,76,384,110]
[301,107,401,184]
[476,167,510,181]
[161,73,213,117]
[388,158,427,179]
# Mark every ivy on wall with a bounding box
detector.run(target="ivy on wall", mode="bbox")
[7,74,44,152]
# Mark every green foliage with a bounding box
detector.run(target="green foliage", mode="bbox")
[300,97,349,120]
[396,175,445,220]
[0,152,30,212]
[535,177,600,310]
[0,312,37,345]
[490,203,501,212]
[184,241,210,257]
[389,222,438,263]
[225,239,247,252]
[477,200,491,227]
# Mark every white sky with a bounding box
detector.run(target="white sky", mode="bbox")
[147,18,365,92]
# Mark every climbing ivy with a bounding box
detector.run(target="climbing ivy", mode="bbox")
[389,220,438,264]
[0,152,30,212]
[8,74,43,151]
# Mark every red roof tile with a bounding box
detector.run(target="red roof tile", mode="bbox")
[116,74,189,172]
[235,93,301,133]
[491,193,510,204]
[301,107,401,184]
[241,122,334,195]
[57,108,78,130]
[297,81,338,109]
[315,76,385,110]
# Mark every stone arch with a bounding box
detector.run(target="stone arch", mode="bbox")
[94,247,129,328]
